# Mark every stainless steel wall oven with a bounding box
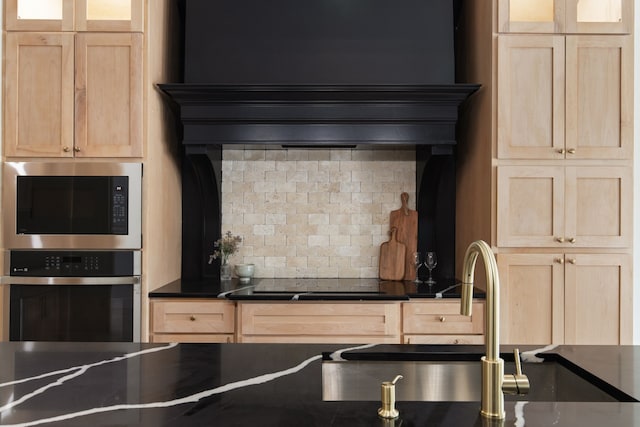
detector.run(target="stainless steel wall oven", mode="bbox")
[3,250,141,342]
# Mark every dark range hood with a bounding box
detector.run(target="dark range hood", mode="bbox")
[159,83,479,149]
[159,0,479,281]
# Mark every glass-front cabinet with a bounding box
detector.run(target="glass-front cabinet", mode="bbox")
[5,0,143,31]
[498,0,631,33]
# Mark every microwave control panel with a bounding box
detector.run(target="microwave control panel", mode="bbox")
[111,176,129,234]
[9,251,135,277]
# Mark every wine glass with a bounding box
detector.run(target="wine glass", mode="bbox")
[425,252,437,285]
[412,252,423,284]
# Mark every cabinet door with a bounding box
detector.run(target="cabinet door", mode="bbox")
[497,166,565,247]
[565,166,632,248]
[497,35,565,159]
[5,0,74,31]
[5,0,143,32]
[564,253,631,344]
[75,0,144,32]
[565,0,631,34]
[565,36,632,160]
[498,0,631,34]
[75,33,143,157]
[498,0,565,33]
[4,32,75,157]
[497,253,564,345]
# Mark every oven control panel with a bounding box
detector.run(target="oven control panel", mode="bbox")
[8,251,137,277]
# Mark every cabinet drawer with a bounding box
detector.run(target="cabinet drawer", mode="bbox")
[150,333,235,344]
[402,301,484,335]
[151,299,235,334]
[238,302,400,340]
[403,334,485,345]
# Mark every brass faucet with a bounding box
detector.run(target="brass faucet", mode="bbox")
[460,240,529,419]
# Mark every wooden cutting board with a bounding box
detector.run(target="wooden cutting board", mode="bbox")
[389,192,418,280]
[379,227,406,281]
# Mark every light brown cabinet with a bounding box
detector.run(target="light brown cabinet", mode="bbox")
[497,165,632,248]
[237,302,401,344]
[497,253,631,345]
[149,299,236,343]
[498,35,632,160]
[4,32,143,157]
[5,0,144,32]
[456,1,633,346]
[149,299,486,344]
[402,300,485,345]
[498,0,631,34]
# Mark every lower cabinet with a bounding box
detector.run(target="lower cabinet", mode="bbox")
[148,298,487,344]
[402,300,485,345]
[149,299,236,343]
[497,252,632,345]
[237,302,401,344]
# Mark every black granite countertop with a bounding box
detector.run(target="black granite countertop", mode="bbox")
[1,342,639,426]
[149,278,484,300]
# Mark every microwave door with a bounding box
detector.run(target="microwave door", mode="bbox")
[16,176,114,235]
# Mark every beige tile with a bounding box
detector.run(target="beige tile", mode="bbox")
[266,213,287,225]
[253,224,275,236]
[264,256,287,268]
[220,152,416,279]
[308,213,330,225]
[330,149,352,161]
[287,257,308,268]
[329,234,351,247]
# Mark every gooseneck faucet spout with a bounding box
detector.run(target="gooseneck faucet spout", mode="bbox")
[460,240,529,420]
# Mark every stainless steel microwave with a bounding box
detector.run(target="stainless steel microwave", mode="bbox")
[3,162,142,249]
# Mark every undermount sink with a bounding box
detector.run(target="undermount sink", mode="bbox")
[322,353,636,403]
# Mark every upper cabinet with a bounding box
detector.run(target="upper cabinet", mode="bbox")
[497,35,632,160]
[5,0,143,32]
[4,32,143,158]
[498,0,631,34]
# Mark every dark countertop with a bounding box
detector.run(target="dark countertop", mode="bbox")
[1,342,639,426]
[149,278,484,301]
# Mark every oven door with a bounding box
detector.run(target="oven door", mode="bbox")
[3,276,140,342]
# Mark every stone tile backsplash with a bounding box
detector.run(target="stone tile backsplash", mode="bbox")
[221,148,416,278]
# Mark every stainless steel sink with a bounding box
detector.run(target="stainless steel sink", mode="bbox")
[322,358,632,402]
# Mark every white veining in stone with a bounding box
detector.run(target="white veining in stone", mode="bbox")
[327,343,378,361]
[0,343,178,415]
[0,343,369,427]
[520,344,559,363]
[514,401,527,427]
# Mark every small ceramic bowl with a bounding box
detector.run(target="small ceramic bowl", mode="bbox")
[234,263,255,283]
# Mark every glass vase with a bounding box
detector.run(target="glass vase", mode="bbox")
[220,261,232,281]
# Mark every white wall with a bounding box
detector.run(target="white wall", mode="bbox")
[634,4,639,344]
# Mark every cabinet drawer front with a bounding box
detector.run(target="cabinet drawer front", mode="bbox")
[150,333,235,344]
[403,334,485,345]
[239,302,400,337]
[152,300,235,334]
[402,301,484,335]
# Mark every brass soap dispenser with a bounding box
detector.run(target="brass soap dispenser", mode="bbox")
[378,375,403,419]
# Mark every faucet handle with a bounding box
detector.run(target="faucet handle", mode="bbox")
[502,348,530,395]
[513,348,523,375]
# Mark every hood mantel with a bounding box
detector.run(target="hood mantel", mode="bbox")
[158,83,479,149]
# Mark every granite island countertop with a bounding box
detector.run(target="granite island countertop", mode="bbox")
[149,278,484,300]
[1,342,640,426]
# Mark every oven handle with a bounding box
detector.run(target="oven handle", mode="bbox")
[1,276,140,285]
